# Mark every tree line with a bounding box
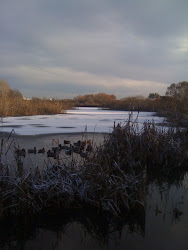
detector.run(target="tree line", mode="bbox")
[74,81,188,125]
[0,79,187,125]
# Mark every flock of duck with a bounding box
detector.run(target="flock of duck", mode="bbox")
[14,139,93,160]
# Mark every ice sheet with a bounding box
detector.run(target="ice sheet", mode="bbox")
[0,107,165,135]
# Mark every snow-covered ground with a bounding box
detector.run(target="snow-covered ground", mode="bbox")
[0,107,165,135]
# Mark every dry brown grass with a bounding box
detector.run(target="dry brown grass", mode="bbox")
[0,97,73,117]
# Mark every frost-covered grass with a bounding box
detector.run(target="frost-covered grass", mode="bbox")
[0,126,145,218]
[0,160,145,218]
[92,121,188,174]
[0,121,187,219]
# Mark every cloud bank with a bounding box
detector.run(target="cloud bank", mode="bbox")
[0,0,187,98]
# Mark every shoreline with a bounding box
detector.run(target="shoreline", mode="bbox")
[0,131,110,138]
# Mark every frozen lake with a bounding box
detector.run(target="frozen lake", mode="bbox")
[1,107,165,135]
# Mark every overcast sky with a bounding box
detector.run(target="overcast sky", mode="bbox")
[0,0,187,99]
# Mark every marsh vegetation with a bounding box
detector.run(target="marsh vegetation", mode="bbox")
[1,80,188,127]
[0,79,188,248]
[0,120,187,219]
[74,81,188,126]
[0,80,73,117]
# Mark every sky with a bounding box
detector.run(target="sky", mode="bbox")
[0,0,187,99]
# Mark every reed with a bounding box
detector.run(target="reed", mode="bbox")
[0,160,146,218]
[0,97,73,117]
[0,121,187,219]
[92,121,188,173]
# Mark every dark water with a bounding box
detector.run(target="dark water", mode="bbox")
[0,173,188,250]
[1,132,104,173]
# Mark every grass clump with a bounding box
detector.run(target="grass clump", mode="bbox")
[91,121,188,176]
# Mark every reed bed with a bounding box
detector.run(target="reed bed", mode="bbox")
[0,159,145,218]
[0,97,73,117]
[0,121,187,219]
[91,121,188,174]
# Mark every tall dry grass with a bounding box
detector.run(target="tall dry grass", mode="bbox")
[92,121,188,174]
[0,97,73,117]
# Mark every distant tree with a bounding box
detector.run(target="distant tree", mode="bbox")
[0,80,11,96]
[148,93,160,99]
[8,89,23,98]
[0,80,23,98]
[166,81,188,100]
[74,93,116,107]
[164,81,188,121]
[94,93,116,105]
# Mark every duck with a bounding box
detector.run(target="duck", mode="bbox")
[81,141,86,146]
[72,146,81,154]
[65,147,72,155]
[87,139,92,144]
[81,144,86,150]
[28,147,36,154]
[38,148,45,154]
[60,144,69,150]
[47,150,56,158]
[64,140,70,145]
[15,148,26,157]
[86,144,93,152]
[73,140,86,147]
[73,140,81,147]
[80,152,88,159]
[52,146,59,152]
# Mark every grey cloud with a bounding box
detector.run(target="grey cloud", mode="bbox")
[0,0,187,98]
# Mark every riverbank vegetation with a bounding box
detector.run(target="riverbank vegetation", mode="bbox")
[0,120,187,219]
[1,79,187,125]
[0,80,73,117]
[0,80,187,247]
[74,81,188,126]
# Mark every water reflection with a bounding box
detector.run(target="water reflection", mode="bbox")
[0,168,188,250]
[0,208,145,250]
[1,172,188,249]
